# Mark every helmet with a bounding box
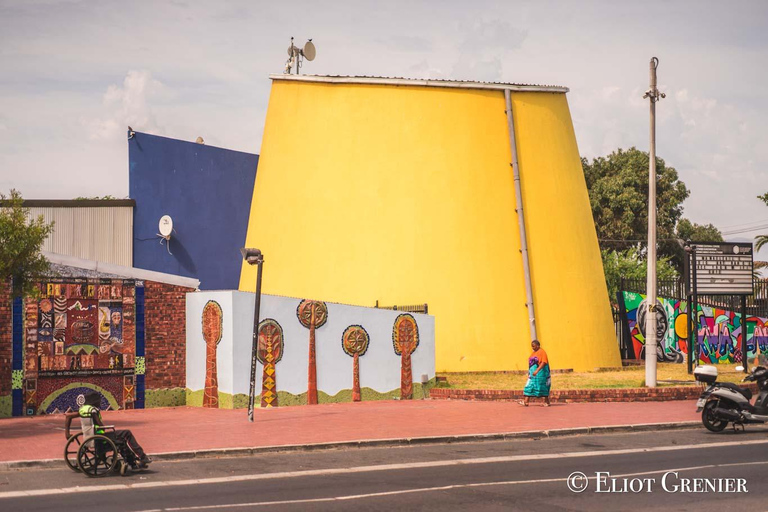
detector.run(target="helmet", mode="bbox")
[84,391,101,408]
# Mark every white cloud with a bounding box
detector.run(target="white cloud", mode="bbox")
[451,18,527,81]
[86,70,169,141]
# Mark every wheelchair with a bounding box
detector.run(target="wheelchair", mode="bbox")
[64,424,143,477]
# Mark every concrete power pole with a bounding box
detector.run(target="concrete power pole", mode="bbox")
[643,57,665,388]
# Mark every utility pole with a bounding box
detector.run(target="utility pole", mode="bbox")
[643,57,665,387]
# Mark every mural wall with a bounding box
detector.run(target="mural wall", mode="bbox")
[619,291,768,364]
[186,291,436,407]
[10,279,145,416]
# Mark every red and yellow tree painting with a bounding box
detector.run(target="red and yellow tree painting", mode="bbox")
[393,314,419,400]
[342,325,370,402]
[201,300,223,408]
[297,299,328,405]
[257,319,284,408]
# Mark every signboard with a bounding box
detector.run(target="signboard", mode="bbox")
[689,242,754,295]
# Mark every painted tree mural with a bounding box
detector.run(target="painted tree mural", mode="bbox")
[392,313,419,400]
[257,319,284,408]
[201,300,223,408]
[297,299,328,405]
[342,325,370,402]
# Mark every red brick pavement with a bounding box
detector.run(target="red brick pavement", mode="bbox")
[0,399,700,463]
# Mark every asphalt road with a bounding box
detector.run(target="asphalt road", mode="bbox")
[2,427,768,511]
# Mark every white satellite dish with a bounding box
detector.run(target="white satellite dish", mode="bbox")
[285,37,316,74]
[159,215,173,239]
[303,40,316,61]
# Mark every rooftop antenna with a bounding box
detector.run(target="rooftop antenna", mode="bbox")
[285,37,316,75]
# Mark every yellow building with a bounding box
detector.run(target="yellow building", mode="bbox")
[240,75,621,372]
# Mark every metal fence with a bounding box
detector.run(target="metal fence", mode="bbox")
[615,278,768,360]
[374,301,429,315]
[620,278,768,318]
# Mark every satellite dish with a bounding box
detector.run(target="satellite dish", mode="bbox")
[284,37,315,74]
[303,40,316,61]
[159,215,173,238]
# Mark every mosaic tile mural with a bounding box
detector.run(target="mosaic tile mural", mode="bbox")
[186,292,436,408]
[257,319,284,408]
[202,300,223,408]
[393,313,420,399]
[9,279,145,415]
[297,300,328,405]
[342,325,369,402]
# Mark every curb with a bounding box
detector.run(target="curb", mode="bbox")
[0,420,700,472]
[428,385,708,402]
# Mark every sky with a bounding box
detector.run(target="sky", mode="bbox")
[1,0,767,255]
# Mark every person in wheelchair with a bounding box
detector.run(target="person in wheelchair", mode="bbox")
[65,391,152,469]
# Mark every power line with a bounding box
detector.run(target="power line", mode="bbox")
[721,224,768,236]
[718,218,768,230]
[598,238,681,243]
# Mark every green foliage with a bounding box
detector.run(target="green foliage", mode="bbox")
[601,248,679,304]
[583,148,726,292]
[145,388,186,408]
[675,218,723,243]
[0,190,53,296]
[583,148,690,256]
[672,218,724,271]
[757,192,768,253]
[74,195,117,200]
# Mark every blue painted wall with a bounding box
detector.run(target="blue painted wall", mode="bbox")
[129,132,258,290]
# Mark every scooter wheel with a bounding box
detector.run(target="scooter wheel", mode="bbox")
[119,461,129,476]
[702,400,728,432]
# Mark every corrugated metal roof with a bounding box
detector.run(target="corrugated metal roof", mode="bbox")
[22,199,136,207]
[28,205,133,267]
[43,251,200,289]
[270,74,569,93]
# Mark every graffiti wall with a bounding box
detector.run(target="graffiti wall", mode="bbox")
[9,279,145,416]
[186,291,436,408]
[619,291,768,364]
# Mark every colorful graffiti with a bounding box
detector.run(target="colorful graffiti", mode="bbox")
[15,280,143,415]
[620,291,768,364]
[297,299,328,405]
[257,319,284,407]
[342,325,370,402]
[393,313,419,399]
[202,300,223,408]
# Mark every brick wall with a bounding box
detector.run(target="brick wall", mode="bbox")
[144,281,194,389]
[0,280,11,397]
[429,383,760,403]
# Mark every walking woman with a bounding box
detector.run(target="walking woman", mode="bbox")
[520,339,551,406]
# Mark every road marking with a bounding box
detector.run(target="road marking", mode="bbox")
[2,438,767,500]
[134,461,768,511]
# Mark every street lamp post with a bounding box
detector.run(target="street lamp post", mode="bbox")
[643,58,665,388]
[241,247,264,422]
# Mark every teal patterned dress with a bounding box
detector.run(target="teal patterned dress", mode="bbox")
[523,349,551,397]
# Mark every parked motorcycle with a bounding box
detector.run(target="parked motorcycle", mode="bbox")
[695,364,768,432]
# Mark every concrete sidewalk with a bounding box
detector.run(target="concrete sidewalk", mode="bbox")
[0,399,702,468]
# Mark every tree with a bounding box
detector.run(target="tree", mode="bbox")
[757,193,768,252]
[601,248,679,305]
[675,218,723,244]
[582,147,690,256]
[669,218,724,271]
[0,190,54,296]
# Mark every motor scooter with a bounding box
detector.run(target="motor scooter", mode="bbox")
[695,364,768,432]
